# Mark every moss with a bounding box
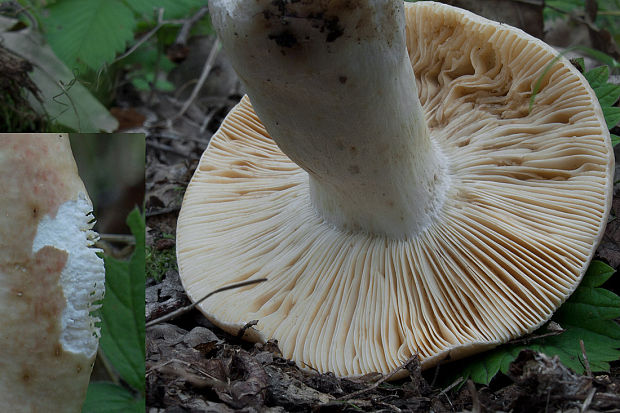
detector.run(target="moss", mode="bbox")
[146,243,177,282]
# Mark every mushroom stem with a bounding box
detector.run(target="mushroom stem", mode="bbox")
[210,0,448,238]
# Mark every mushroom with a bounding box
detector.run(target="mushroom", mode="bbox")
[0,134,105,412]
[176,1,614,377]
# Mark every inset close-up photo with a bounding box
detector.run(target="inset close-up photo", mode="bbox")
[7,0,617,411]
[0,133,145,413]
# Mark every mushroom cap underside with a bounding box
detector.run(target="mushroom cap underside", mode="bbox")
[177,2,614,377]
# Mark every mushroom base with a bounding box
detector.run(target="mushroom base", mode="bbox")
[308,138,450,239]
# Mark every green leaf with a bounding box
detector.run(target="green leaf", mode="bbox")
[584,66,610,87]
[460,346,523,385]
[452,261,620,385]
[581,65,620,129]
[121,45,177,92]
[592,83,620,107]
[0,22,118,132]
[603,106,620,129]
[82,382,145,413]
[44,0,136,69]
[578,260,615,287]
[611,134,619,147]
[99,208,146,393]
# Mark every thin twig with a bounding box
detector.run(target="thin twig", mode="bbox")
[580,339,592,377]
[173,39,220,120]
[301,362,321,374]
[236,320,259,339]
[506,328,564,345]
[376,401,402,413]
[145,206,181,217]
[146,278,268,328]
[467,380,481,413]
[430,363,441,388]
[581,387,597,413]
[146,358,187,377]
[114,8,166,65]
[175,6,210,46]
[339,354,419,401]
[109,6,206,67]
[438,376,464,397]
[98,234,136,245]
[437,376,463,410]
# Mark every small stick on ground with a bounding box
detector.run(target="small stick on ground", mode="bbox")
[580,339,592,377]
[437,376,464,411]
[175,6,210,46]
[438,376,464,397]
[113,8,166,64]
[507,328,565,346]
[376,401,402,413]
[339,354,420,401]
[301,362,321,374]
[98,234,136,245]
[146,278,267,328]
[236,320,259,339]
[467,380,481,413]
[581,387,597,413]
[430,363,441,388]
[173,40,221,121]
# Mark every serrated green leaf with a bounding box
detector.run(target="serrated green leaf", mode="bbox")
[124,0,205,19]
[580,260,616,287]
[82,382,145,413]
[450,261,620,385]
[584,66,610,86]
[611,134,619,146]
[593,83,620,107]
[528,327,620,373]
[582,65,620,129]
[44,0,135,69]
[99,208,145,393]
[603,106,620,129]
[460,346,524,385]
